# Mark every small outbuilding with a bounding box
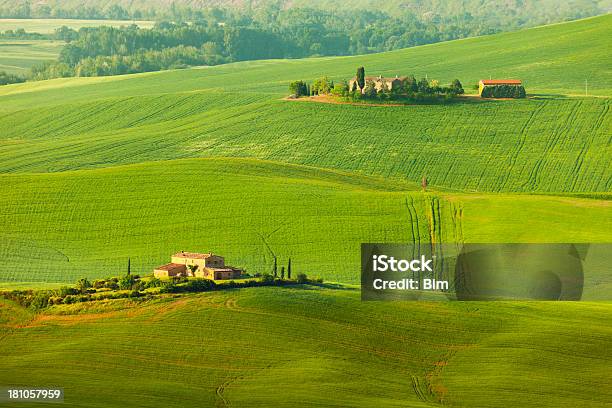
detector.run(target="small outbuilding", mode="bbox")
[478,79,525,98]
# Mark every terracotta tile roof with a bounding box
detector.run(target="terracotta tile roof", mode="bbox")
[155,263,187,271]
[480,79,522,85]
[173,251,214,259]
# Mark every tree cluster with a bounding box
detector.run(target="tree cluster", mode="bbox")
[0,256,315,310]
[1,1,604,41]
[2,0,605,83]
[0,71,26,85]
[291,69,465,104]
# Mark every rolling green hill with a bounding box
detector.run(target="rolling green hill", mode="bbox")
[0,16,610,193]
[0,93,609,192]
[1,288,611,407]
[0,13,610,408]
[0,15,610,287]
[0,158,609,290]
[2,14,611,105]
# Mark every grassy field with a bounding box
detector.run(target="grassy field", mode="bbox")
[0,14,610,408]
[0,18,154,33]
[0,91,609,192]
[0,16,609,193]
[0,39,62,74]
[0,288,611,407]
[0,158,609,291]
[0,15,609,284]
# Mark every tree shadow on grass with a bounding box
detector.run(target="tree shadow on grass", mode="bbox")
[275,282,358,291]
[529,93,573,100]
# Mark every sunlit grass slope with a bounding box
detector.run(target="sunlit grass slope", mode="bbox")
[0,158,609,285]
[0,288,610,407]
[0,158,421,283]
[0,91,609,192]
[0,16,609,192]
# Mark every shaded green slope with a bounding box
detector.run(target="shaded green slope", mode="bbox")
[0,288,610,407]
[0,158,609,285]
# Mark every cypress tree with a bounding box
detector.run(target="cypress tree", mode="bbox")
[287,258,292,279]
[281,266,285,280]
[127,257,131,275]
[356,66,365,91]
[273,257,278,277]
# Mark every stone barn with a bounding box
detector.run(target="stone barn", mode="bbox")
[349,75,406,94]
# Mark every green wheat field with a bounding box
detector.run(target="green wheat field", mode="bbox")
[0,14,610,407]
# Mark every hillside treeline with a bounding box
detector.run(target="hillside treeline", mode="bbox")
[1,1,609,82]
[22,13,496,80]
[1,0,607,27]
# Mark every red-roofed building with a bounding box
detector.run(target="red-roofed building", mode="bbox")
[479,79,523,96]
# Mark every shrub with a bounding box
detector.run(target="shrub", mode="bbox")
[30,292,51,310]
[128,290,141,298]
[296,273,308,284]
[170,276,188,284]
[92,279,106,289]
[331,81,349,97]
[417,78,430,93]
[451,79,464,94]
[118,274,137,290]
[75,278,92,293]
[364,80,377,98]
[145,278,163,289]
[104,278,119,290]
[63,295,77,304]
[160,283,179,293]
[48,296,63,305]
[57,286,78,297]
[312,76,333,95]
[289,80,308,97]
[0,71,25,86]
[184,279,216,292]
[132,281,145,291]
[261,273,274,284]
[106,281,119,290]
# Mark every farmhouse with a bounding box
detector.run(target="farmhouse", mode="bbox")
[478,79,523,96]
[349,75,406,93]
[154,251,243,280]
